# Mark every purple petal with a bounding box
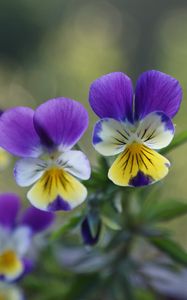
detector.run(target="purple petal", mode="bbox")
[20,206,55,233]
[0,193,20,228]
[135,70,183,120]
[0,107,42,157]
[93,121,103,144]
[129,171,152,187]
[33,98,89,151]
[89,72,133,121]
[15,258,34,282]
[47,196,71,212]
[21,258,33,277]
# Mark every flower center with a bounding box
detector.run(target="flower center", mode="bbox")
[0,250,18,272]
[41,150,62,162]
[118,142,155,177]
[40,168,71,195]
[0,249,23,278]
[127,142,143,154]
[0,294,6,300]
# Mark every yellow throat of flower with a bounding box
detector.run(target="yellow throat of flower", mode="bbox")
[0,250,23,277]
[27,166,87,211]
[108,142,170,186]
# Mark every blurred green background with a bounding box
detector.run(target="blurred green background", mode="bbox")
[0,0,187,247]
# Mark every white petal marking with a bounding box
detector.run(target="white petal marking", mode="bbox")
[136,112,174,149]
[93,118,132,156]
[14,158,48,187]
[56,150,91,180]
[11,226,31,256]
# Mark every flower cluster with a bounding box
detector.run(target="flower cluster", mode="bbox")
[0,70,183,295]
[0,72,182,211]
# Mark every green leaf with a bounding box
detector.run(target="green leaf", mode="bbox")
[135,289,156,300]
[142,200,187,222]
[101,200,122,230]
[149,237,187,265]
[84,170,108,189]
[51,215,83,240]
[112,193,123,213]
[160,130,187,155]
[98,156,109,173]
[62,274,101,300]
[111,275,135,300]
[139,226,170,238]
[101,215,121,230]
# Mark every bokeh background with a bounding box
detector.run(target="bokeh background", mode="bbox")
[0,0,187,249]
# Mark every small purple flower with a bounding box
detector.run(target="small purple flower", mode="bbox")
[89,71,182,187]
[0,193,54,282]
[0,98,91,211]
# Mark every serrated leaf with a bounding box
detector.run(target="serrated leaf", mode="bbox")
[160,130,187,155]
[149,237,187,265]
[51,215,83,240]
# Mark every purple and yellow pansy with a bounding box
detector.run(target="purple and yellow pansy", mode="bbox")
[0,193,54,282]
[89,70,182,187]
[0,98,91,211]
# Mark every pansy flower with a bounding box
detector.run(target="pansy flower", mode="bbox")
[89,71,182,186]
[0,282,24,300]
[0,193,54,282]
[0,98,91,211]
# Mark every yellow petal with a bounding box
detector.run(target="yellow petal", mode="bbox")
[27,168,87,211]
[0,250,23,280]
[108,143,170,187]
